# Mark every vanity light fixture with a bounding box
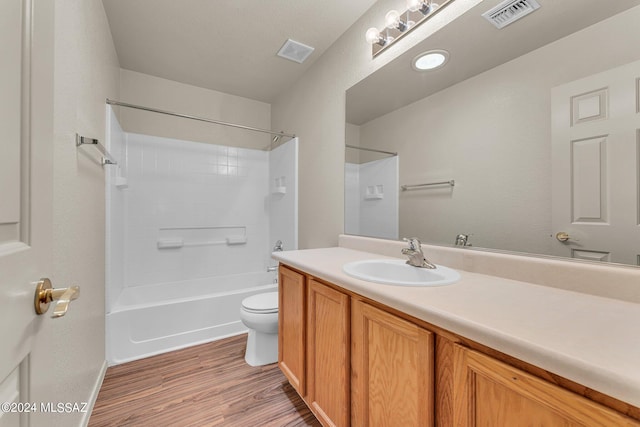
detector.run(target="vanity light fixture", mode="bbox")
[366,0,454,57]
[412,49,449,71]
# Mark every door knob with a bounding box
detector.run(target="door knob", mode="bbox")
[555,232,579,243]
[34,278,80,318]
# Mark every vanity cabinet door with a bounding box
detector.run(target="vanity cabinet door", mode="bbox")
[279,266,306,395]
[351,300,434,427]
[307,279,350,427]
[452,345,639,426]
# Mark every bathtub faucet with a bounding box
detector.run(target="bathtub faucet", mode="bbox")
[273,240,283,252]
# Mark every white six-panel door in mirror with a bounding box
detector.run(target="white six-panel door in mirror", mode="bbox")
[552,60,640,265]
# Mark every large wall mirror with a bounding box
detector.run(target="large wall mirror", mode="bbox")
[345,0,640,267]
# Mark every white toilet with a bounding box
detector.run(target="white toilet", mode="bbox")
[240,291,279,366]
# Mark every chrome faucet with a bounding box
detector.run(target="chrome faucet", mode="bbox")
[267,240,284,273]
[455,234,470,246]
[401,238,436,269]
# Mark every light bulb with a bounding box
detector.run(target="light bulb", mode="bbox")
[385,10,401,29]
[365,27,382,44]
[406,0,422,12]
[407,0,439,15]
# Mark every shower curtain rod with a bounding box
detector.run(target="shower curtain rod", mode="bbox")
[106,99,296,140]
[345,144,397,156]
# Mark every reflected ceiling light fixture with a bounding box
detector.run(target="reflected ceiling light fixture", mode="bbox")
[365,0,454,57]
[412,49,449,71]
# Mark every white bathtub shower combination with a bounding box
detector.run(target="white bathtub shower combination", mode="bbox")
[105,107,297,365]
[107,272,277,364]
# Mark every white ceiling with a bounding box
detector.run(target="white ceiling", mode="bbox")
[347,0,640,125]
[102,0,378,104]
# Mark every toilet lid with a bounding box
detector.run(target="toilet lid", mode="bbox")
[242,292,278,313]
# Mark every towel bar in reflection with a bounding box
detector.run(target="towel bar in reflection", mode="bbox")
[401,180,455,191]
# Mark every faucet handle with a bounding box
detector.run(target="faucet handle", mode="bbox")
[403,237,421,250]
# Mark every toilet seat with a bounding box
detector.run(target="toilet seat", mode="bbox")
[241,292,278,314]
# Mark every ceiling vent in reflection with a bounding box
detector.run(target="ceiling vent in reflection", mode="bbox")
[277,39,315,64]
[482,0,541,29]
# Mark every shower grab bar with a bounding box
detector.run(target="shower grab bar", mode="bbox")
[76,134,117,166]
[401,180,455,191]
[106,99,295,141]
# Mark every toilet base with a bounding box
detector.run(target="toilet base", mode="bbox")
[244,329,278,366]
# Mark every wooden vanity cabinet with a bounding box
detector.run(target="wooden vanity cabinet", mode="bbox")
[278,265,640,427]
[307,279,350,426]
[452,345,640,426]
[351,300,434,427]
[279,266,351,427]
[278,266,306,395]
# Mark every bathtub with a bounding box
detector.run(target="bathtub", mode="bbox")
[106,271,277,365]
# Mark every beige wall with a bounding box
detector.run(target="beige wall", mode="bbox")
[271,0,483,249]
[353,7,640,255]
[47,0,120,424]
[118,69,272,150]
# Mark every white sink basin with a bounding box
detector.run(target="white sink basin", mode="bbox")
[342,259,460,287]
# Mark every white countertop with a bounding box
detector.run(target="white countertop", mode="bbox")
[273,246,640,408]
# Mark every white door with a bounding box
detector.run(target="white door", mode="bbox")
[0,1,58,425]
[551,60,640,265]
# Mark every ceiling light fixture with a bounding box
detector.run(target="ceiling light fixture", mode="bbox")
[412,49,449,71]
[365,0,453,57]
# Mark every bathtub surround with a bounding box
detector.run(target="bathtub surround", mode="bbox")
[121,133,272,286]
[105,107,126,313]
[106,110,297,364]
[269,138,299,252]
[344,155,399,239]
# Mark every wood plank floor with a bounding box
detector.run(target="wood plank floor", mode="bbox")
[89,335,320,427]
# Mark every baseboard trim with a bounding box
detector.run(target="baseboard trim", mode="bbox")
[80,359,108,427]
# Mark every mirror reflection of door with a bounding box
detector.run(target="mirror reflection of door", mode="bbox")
[551,60,640,266]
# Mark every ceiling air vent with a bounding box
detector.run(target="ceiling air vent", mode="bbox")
[482,0,541,29]
[277,39,315,64]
